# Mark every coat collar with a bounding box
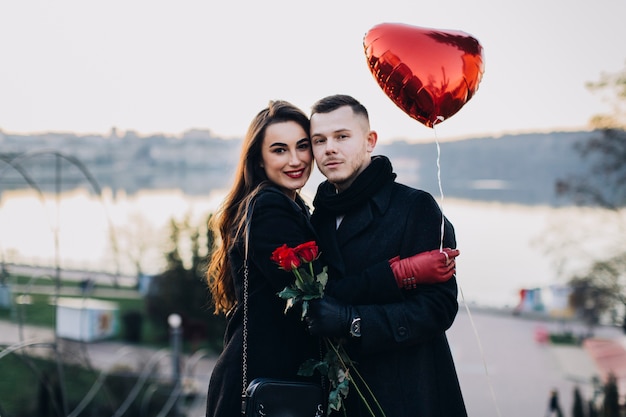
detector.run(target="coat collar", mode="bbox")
[262,185,312,216]
[312,180,394,275]
[335,180,393,246]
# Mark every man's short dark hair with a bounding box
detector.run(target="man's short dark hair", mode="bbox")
[311,94,369,120]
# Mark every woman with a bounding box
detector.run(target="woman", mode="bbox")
[205,100,458,416]
[205,100,323,417]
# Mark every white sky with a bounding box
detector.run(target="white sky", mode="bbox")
[1,0,625,143]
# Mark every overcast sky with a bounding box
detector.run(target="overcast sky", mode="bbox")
[1,0,625,143]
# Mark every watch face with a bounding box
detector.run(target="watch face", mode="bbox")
[350,317,361,337]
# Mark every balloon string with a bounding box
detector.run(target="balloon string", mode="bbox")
[459,287,504,417]
[434,126,445,252]
[433,118,502,417]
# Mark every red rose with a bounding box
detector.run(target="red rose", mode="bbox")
[294,241,319,263]
[270,244,301,270]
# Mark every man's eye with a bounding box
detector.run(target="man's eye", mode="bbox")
[313,138,326,145]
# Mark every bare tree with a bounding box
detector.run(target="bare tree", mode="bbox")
[585,62,626,130]
[113,211,163,284]
[552,62,626,324]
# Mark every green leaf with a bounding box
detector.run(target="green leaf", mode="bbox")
[284,298,294,314]
[299,268,314,282]
[301,300,309,320]
[298,359,322,376]
[328,387,343,411]
[337,378,350,397]
[301,293,320,301]
[294,268,315,291]
[316,267,328,289]
[277,286,301,300]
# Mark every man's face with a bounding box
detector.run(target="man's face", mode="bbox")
[310,106,377,192]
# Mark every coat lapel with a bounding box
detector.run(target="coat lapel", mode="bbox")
[335,203,374,247]
[312,181,394,276]
[312,212,345,276]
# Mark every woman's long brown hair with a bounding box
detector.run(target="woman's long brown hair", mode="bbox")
[206,100,310,314]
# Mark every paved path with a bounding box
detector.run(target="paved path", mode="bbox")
[2,305,624,417]
[448,305,621,417]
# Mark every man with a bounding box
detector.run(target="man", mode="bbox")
[306,94,467,416]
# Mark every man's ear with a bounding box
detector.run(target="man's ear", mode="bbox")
[366,130,378,152]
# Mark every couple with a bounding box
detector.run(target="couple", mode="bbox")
[205,94,467,417]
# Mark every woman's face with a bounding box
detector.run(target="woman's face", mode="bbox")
[260,121,312,199]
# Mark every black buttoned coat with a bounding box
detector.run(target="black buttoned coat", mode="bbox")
[205,186,320,417]
[311,179,468,417]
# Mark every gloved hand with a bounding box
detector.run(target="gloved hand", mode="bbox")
[389,248,460,289]
[305,296,354,338]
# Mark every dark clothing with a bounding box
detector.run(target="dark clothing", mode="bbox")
[206,186,320,417]
[205,185,400,417]
[311,157,467,417]
[313,154,397,216]
[547,391,563,417]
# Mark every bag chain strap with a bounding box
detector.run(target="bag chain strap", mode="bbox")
[240,199,325,417]
[242,205,252,397]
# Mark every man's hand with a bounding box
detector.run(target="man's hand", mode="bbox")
[389,248,459,289]
[305,296,354,338]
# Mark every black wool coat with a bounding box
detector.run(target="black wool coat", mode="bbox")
[205,186,320,417]
[311,178,468,417]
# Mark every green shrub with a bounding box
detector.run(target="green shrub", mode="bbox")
[549,332,580,345]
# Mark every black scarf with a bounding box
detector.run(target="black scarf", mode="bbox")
[313,155,397,216]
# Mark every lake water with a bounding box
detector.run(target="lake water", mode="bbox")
[0,186,622,309]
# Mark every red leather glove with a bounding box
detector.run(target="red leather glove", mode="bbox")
[389,248,460,289]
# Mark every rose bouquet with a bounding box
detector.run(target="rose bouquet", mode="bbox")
[271,241,386,416]
[270,241,327,318]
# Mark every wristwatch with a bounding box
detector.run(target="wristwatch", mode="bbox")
[349,316,362,338]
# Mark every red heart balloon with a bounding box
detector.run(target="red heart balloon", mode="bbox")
[363,23,485,128]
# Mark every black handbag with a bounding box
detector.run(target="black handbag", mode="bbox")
[240,207,325,417]
[242,378,325,417]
